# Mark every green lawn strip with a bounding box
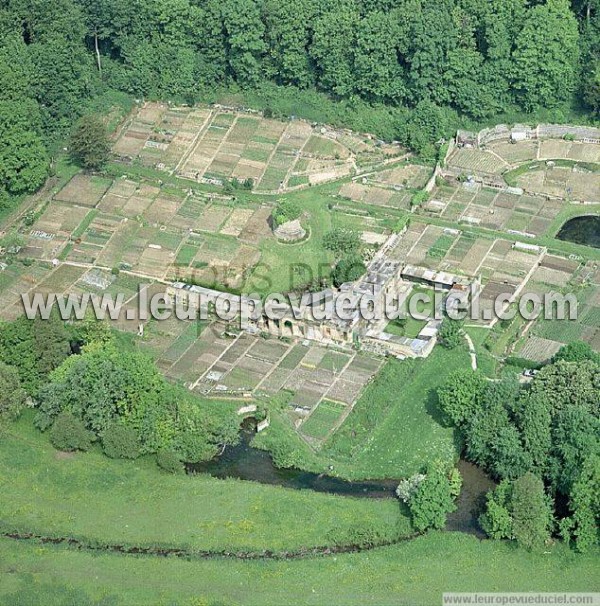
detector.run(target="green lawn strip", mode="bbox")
[0,533,596,606]
[426,233,456,260]
[70,209,98,239]
[287,175,309,187]
[0,418,406,553]
[463,326,498,377]
[341,348,467,479]
[175,243,199,266]
[474,347,498,378]
[301,401,346,440]
[465,309,530,369]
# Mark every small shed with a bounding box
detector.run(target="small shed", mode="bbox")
[457,130,477,148]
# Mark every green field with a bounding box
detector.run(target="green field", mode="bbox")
[0,417,408,554]
[1,532,597,605]
[323,347,466,478]
[244,188,345,294]
[301,400,347,440]
[255,347,469,480]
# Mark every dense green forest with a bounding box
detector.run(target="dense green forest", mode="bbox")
[437,342,600,553]
[0,0,599,210]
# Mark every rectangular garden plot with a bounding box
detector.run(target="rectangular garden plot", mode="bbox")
[54,174,112,207]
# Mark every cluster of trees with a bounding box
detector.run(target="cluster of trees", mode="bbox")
[396,460,462,532]
[0,314,240,471]
[272,199,302,228]
[36,343,240,465]
[0,313,72,396]
[44,0,594,117]
[0,0,91,209]
[323,228,366,287]
[437,342,600,551]
[2,0,599,209]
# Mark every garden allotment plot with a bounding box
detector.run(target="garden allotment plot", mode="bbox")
[515,165,600,204]
[338,161,431,211]
[425,181,561,237]
[38,174,270,288]
[113,102,402,192]
[139,319,382,446]
[388,221,546,325]
[491,138,600,166]
[447,137,600,175]
[516,259,598,360]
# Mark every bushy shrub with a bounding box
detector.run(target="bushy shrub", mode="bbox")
[323,228,361,256]
[396,473,426,503]
[553,341,600,364]
[409,461,462,532]
[156,449,184,474]
[272,199,301,227]
[332,255,366,287]
[410,190,429,208]
[50,412,93,452]
[102,423,141,459]
[438,317,463,349]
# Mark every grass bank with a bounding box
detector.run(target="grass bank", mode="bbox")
[255,347,468,480]
[1,532,597,605]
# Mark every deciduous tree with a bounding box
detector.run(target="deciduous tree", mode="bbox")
[409,461,461,532]
[512,0,580,110]
[69,114,111,170]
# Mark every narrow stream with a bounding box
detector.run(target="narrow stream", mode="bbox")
[188,425,496,535]
[187,426,398,498]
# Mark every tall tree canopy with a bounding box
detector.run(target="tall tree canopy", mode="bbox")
[34,343,240,462]
[438,356,600,551]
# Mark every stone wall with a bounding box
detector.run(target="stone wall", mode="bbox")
[477,123,600,147]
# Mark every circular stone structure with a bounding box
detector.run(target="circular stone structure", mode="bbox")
[274,219,307,242]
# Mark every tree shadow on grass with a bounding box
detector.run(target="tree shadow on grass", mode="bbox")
[424,387,448,427]
[424,387,464,455]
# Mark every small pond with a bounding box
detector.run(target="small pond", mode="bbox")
[445,460,496,538]
[556,215,600,248]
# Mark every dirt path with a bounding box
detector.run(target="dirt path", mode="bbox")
[464,333,478,371]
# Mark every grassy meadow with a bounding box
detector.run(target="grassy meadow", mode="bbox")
[0,416,409,554]
[244,187,370,295]
[254,346,469,480]
[1,532,597,605]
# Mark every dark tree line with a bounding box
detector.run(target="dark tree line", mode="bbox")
[0,0,599,207]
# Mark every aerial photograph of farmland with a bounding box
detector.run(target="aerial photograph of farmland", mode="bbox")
[0,1,599,605]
